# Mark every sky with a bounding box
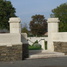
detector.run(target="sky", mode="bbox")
[9,0,67,26]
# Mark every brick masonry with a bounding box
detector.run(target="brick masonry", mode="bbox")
[54,42,67,55]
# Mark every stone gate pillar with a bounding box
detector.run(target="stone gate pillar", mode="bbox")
[9,17,21,33]
[47,18,59,51]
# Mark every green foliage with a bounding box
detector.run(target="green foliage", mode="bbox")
[0,0,16,30]
[29,40,41,50]
[51,3,67,32]
[29,41,47,50]
[28,45,41,50]
[21,27,28,34]
[28,34,48,37]
[29,14,47,36]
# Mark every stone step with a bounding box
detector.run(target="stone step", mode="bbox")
[28,50,65,59]
[29,53,65,59]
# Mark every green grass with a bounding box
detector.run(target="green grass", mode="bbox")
[28,45,41,50]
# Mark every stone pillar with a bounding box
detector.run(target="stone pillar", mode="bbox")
[9,17,21,33]
[47,18,59,52]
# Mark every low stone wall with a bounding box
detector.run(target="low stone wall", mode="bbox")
[54,42,67,55]
[0,33,21,46]
[27,37,48,45]
[0,45,22,61]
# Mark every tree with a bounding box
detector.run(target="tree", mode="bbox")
[21,27,29,34]
[21,23,29,34]
[0,0,16,30]
[29,14,47,36]
[51,3,67,32]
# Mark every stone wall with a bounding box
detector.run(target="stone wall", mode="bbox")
[52,32,67,42]
[54,42,67,55]
[0,18,29,61]
[0,33,21,46]
[0,45,22,61]
[27,37,48,45]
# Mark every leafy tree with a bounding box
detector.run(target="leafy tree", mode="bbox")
[21,22,29,34]
[0,0,16,30]
[29,14,47,36]
[21,27,29,34]
[51,3,67,32]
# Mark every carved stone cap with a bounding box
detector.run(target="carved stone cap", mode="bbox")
[9,17,21,23]
[47,18,60,23]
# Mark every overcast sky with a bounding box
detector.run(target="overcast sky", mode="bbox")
[10,0,67,25]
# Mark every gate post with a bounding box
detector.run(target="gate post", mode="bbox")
[9,17,21,33]
[47,18,59,52]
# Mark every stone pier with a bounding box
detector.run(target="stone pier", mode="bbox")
[0,17,23,61]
